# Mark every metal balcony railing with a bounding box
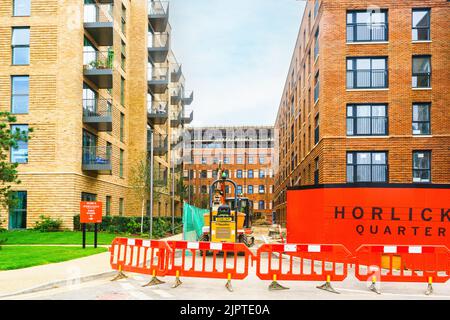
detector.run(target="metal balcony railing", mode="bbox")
[148,67,169,81]
[84,3,113,23]
[82,146,112,171]
[170,63,182,82]
[148,0,169,16]
[347,23,388,42]
[171,88,182,104]
[182,108,193,124]
[83,50,114,70]
[148,101,168,115]
[347,69,388,89]
[148,32,170,49]
[83,98,112,118]
[182,90,193,105]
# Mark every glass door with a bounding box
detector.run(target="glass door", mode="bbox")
[9,191,27,229]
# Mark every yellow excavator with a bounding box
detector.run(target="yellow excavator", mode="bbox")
[199,164,255,247]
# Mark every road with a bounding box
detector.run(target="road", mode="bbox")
[5,251,450,300]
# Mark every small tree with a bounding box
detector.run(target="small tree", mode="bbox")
[129,153,151,234]
[0,112,32,227]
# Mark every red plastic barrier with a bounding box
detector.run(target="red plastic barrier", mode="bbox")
[354,245,450,283]
[166,241,255,280]
[256,243,352,282]
[110,237,172,276]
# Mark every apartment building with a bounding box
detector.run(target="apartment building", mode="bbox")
[184,126,275,224]
[274,0,450,225]
[0,0,193,229]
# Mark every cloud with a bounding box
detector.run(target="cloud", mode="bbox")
[169,0,305,127]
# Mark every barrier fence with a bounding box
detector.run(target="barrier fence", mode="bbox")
[109,237,450,295]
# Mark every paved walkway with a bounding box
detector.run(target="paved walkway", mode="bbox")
[0,233,182,297]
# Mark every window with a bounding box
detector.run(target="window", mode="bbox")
[314,157,319,185]
[121,4,126,35]
[412,103,431,135]
[347,57,388,89]
[347,9,388,42]
[248,169,253,178]
[9,191,27,229]
[213,158,218,164]
[259,170,265,179]
[121,77,125,105]
[314,114,320,144]
[259,156,265,164]
[12,27,30,65]
[236,156,243,164]
[248,156,254,164]
[200,170,207,178]
[314,72,320,103]
[347,104,388,136]
[237,185,242,195]
[412,9,430,41]
[314,0,320,18]
[413,151,431,183]
[120,113,124,142]
[119,149,124,177]
[314,28,319,60]
[11,124,28,163]
[11,76,29,114]
[224,156,230,164]
[237,170,242,178]
[201,185,207,194]
[13,0,30,16]
[259,185,265,194]
[201,157,206,164]
[248,185,253,194]
[106,196,111,216]
[81,192,97,201]
[347,151,388,183]
[259,200,265,210]
[412,56,431,88]
[119,198,124,216]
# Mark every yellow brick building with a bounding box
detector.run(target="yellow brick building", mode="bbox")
[0,0,193,229]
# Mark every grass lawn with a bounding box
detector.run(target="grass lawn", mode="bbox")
[0,246,107,270]
[1,230,124,245]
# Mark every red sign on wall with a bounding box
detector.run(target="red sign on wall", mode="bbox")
[80,201,103,224]
[286,185,450,254]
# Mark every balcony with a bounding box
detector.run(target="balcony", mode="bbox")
[170,134,183,148]
[83,50,114,89]
[82,146,112,172]
[148,32,170,63]
[148,67,169,94]
[182,90,194,105]
[147,100,168,125]
[171,63,182,82]
[83,98,113,131]
[148,1,169,33]
[182,108,193,124]
[170,111,182,127]
[170,88,182,105]
[149,133,168,156]
[84,3,114,46]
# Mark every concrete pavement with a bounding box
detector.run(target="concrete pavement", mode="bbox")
[0,233,182,298]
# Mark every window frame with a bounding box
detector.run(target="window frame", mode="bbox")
[346,104,389,136]
[12,27,30,65]
[10,124,29,164]
[347,57,388,89]
[346,151,388,183]
[11,75,29,114]
[412,55,431,88]
[346,9,389,43]
[412,8,431,41]
[412,150,431,183]
[13,0,31,17]
[412,103,431,135]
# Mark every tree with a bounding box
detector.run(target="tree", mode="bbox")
[0,112,32,229]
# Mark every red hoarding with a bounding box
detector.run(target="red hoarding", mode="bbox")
[286,185,450,254]
[80,201,103,224]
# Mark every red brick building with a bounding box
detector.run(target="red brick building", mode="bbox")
[274,0,450,225]
[183,126,275,224]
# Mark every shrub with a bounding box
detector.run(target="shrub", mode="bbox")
[34,215,62,232]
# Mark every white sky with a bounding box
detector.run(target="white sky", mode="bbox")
[169,0,306,127]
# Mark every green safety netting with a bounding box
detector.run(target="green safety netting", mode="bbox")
[182,202,208,241]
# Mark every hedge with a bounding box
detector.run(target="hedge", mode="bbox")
[73,215,182,238]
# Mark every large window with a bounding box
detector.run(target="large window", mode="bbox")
[259,170,265,179]
[347,9,388,42]
[248,185,253,194]
[9,191,27,229]
[347,151,388,183]
[11,124,29,163]
[248,169,253,178]
[314,114,320,144]
[412,9,430,41]
[258,200,265,210]
[347,57,388,89]
[119,149,124,177]
[237,185,242,195]
[237,170,242,178]
[13,0,30,16]
[412,55,431,88]
[12,27,30,65]
[119,198,124,216]
[106,195,111,216]
[81,192,97,201]
[314,72,320,103]
[412,103,431,135]
[120,113,124,142]
[259,185,265,193]
[11,76,29,114]
[413,151,431,183]
[347,104,388,136]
